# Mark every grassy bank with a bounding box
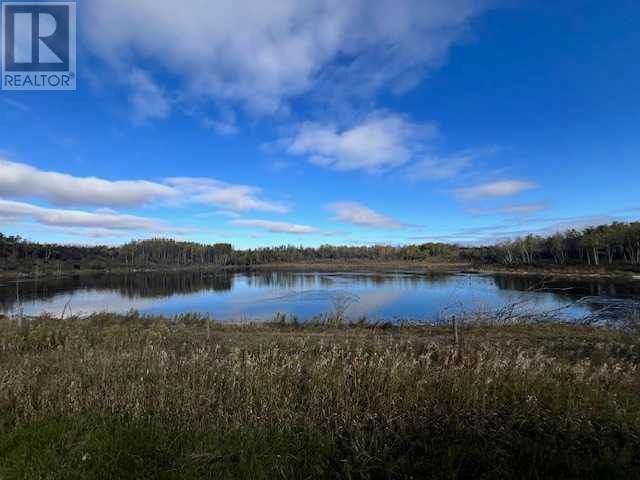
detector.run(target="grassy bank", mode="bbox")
[1,313,639,479]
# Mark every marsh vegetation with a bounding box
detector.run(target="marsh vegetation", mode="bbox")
[1,312,639,478]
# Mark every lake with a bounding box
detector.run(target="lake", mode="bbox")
[1,270,639,325]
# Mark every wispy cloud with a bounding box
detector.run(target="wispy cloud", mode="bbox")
[411,215,623,246]
[83,1,492,115]
[74,228,134,239]
[328,202,403,229]
[30,225,136,239]
[405,147,499,182]
[166,177,288,214]
[406,156,470,181]
[214,210,242,218]
[0,199,184,233]
[128,69,172,124]
[203,108,239,136]
[284,112,437,173]
[232,219,319,234]
[455,180,538,200]
[466,203,548,216]
[529,215,623,237]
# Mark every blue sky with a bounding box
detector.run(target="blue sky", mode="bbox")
[0,0,639,248]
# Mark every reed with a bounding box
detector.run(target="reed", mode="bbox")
[1,312,638,479]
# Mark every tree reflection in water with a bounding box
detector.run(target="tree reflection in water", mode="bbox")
[0,270,638,324]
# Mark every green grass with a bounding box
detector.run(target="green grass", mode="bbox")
[1,313,639,479]
[2,415,637,480]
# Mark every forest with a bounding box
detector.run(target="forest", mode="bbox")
[1,221,640,274]
[469,222,640,267]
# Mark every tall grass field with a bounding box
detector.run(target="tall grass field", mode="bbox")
[1,312,639,479]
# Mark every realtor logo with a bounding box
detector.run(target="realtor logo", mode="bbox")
[2,1,76,90]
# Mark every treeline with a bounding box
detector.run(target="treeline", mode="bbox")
[117,239,233,266]
[0,234,459,273]
[234,243,459,265]
[0,236,235,273]
[466,222,640,267]
[1,221,640,273]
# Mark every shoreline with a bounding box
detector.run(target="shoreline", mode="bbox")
[1,261,638,283]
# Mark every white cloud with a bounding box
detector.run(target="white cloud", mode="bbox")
[405,147,498,181]
[25,225,135,239]
[204,119,239,137]
[285,112,437,173]
[455,180,538,200]
[0,159,177,208]
[214,210,242,219]
[203,108,239,136]
[407,155,470,181]
[328,202,403,229]
[534,215,621,236]
[413,215,621,246]
[166,177,288,213]
[83,0,492,114]
[232,219,319,234]
[466,203,548,215]
[128,69,172,124]
[0,160,289,215]
[0,199,180,233]
[76,228,133,239]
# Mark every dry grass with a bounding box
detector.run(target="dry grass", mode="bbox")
[1,312,639,479]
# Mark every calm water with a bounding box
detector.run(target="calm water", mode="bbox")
[1,270,640,324]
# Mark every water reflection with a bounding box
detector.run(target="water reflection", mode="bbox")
[0,271,233,311]
[1,270,639,323]
[491,274,640,324]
